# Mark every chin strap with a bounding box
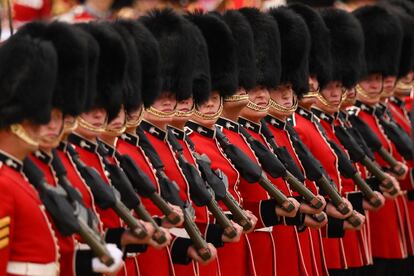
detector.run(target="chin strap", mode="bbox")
[10,124,39,147]
[145,106,175,118]
[269,97,298,116]
[193,99,223,121]
[77,116,106,133]
[246,100,270,112]
[224,94,249,103]
[175,105,195,118]
[395,80,414,95]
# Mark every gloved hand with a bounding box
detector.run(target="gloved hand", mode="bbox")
[92,243,124,273]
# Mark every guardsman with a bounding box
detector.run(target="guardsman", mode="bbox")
[139,9,219,276]
[183,10,259,276]
[264,4,330,276]
[0,31,59,276]
[114,19,183,276]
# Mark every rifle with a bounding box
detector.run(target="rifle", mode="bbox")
[259,121,324,210]
[136,127,212,261]
[348,115,406,176]
[66,143,148,240]
[215,127,295,212]
[97,142,167,245]
[167,130,237,239]
[334,125,398,196]
[23,158,114,266]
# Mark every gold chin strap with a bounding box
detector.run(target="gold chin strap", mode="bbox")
[105,125,127,136]
[126,108,144,128]
[175,105,195,118]
[65,119,78,133]
[246,100,270,112]
[145,106,175,118]
[355,84,374,100]
[77,116,106,133]
[224,94,249,102]
[193,100,223,121]
[395,80,414,94]
[303,86,320,98]
[269,97,298,115]
[10,124,39,147]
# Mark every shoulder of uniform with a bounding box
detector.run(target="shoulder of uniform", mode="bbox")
[347,106,360,116]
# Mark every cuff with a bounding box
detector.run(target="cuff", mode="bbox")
[260,199,281,227]
[205,224,224,248]
[284,211,305,226]
[366,177,381,192]
[170,237,193,265]
[326,216,345,238]
[346,191,364,215]
[75,250,99,276]
[104,227,125,249]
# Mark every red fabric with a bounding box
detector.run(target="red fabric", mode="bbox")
[0,163,58,274]
[13,0,52,22]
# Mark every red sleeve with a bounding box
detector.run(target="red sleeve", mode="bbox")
[0,177,14,275]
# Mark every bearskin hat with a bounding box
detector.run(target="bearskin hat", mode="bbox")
[186,22,211,105]
[0,35,57,129]
[268,7,310,96]
[320,9,365,89]
[288,3,333,89]
[222,10,257,91]
[117,20,161,108]
[186,12,238,98]
[77,22,127,121]
[140,8,196,101]
[353,5,403,78]
[287,0,335,7]
[239,8,281,89]
[16,21,89,116]
[112,22,142,114]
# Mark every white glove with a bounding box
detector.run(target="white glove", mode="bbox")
[92,243,124,273]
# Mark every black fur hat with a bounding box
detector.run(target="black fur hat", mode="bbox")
[222,10,257,91]
[0,35,57,129]
[186,12,237,98]
[287,0,335,7]
[353,5,403,78]
[288,3,332,89]
[186,22,211,105]
[140,8,196,102]
[320,9,365,89]
[112,22,142,114]
[16,21,89,116]
[239,8,281,89]
[117,20,161,108]
[77,22,127,121]
[268,7,310,96]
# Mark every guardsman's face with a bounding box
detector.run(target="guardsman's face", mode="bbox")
[381,76,397,98]
[127,106,142,124]
[309,76,319,92]
[240,87,270,122]
[172,97,194,128]
[270,84,294,108]
[316,81,343,114]
[223,88,249,110]
[38,108,64,149]
[107,105,126,133]
[197,91,221,115]
[340,88,357,109]
[358,73,383,104]
[176,97,194,114]
[152,92,177,114]
[81,108,107,128]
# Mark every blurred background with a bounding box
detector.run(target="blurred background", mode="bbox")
[0,0,381,40]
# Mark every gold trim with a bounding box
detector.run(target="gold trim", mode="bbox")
[246,100,270,112]
[193,100,223,121]
[77,117,106,133]
[105,125,127,136]
[10,124,39,147]
[126,108,144,128]
[175,106,195,118]
[395,80,414,93]
[64,119,78,132]
[145,106,175,118]
[269,97,298,115]
[224,94,249,102]
[355,84,372,100]
[303,86,320,98]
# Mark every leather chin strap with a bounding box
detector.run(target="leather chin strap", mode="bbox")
[10,124,39,147]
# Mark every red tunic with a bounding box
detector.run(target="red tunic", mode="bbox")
[294,107,347,270]
[188,118,257,276]
[264,114,329,276]
[0,150,58,275]
[57,4,112,23]
[237,117,307,276]
[347,102,407,259]
[140,121,218,276]
[116,132,174,276]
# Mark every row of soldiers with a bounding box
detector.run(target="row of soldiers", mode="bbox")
[1,1,414,276]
